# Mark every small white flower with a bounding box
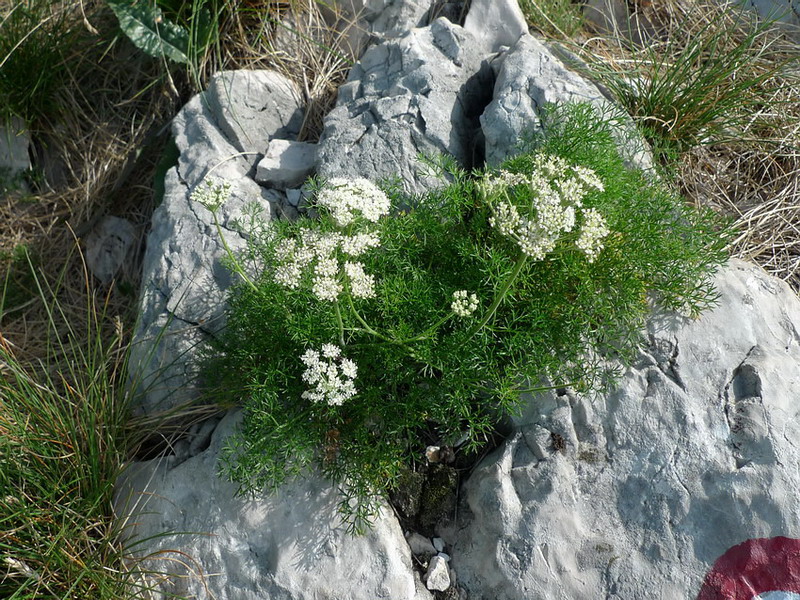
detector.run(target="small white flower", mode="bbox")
[341,232,381,256]
[573,165,604,192]
[314,256,339,279]
[344,261,376,299]
[576,208,611,263]
[300,346,358,406]
[316,178,391,227]
[451,290,479,317]
[190,177,231,212]
[274,262,303,289]
[322,343,341,359]
[489,202,521,237]
[312,276,342,302]
[340,358,357,379]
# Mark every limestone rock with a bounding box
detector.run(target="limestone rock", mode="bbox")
[0,116,30,192]
[84,216,137,284]
[115,410,433,600]
[205,70,304,153]
[481,33,651,170]
[316,17,495,196]
[424,554,451,591]
[129,92,272,415]
[464,0,528,53]
[407,532,437,557]
[256,139,317,188]
[450,259,800,599]
[332,0,432,40]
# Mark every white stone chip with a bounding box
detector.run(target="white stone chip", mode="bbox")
[425,555,451,591]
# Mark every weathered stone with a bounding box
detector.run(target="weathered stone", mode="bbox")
[84,216,137,284]
[205,70,304,153]
[256,139,317,188]
[115,410,432,600]
[736,0,800,39]
[582,0,656,45]
[129,92,272,415]
[450,259,800,599]
[0,116,30,193]
[481,33,651,170]
[424,555,451,591]
[316,17,495,196]
[464,0,528,53]
[407,532,437,557]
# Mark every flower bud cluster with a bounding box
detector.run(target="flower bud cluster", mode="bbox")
[451,290,479,317]
[316,178,391,226]
[300,344,358,406]
[486,155,610,262]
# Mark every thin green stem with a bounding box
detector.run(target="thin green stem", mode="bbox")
[465,252,528,340]
[334,301,345,347]
[212,212,258,293]
[345,291,394,344]
[399,312,453,343]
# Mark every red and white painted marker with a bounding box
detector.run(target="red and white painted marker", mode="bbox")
[696,537,800,600]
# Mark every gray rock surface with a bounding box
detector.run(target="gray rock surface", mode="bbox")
[0,116,31,193]
[256,139,317,188]
[480,33,651,170]
[115,410,432,600]
[130,86,276,415]
[84,216,137,284]
[332,0,433,40]
[205,70,304,153]
[316,17,495,195]
[424,555,451,591]
[464,0,528,52]
[449,259,800,599]
[737,0,800,37]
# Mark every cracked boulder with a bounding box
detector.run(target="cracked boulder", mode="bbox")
[447,259,800,599]
[129,83,282,415]
[481,33,652,170]
[115,410,433,600]
[316,17,495,196]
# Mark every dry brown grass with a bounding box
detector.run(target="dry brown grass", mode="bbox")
[552,0,800,291]
[1,0,361,366]
[0,8,178,361]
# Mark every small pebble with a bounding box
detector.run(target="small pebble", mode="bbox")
[424,555,451,591]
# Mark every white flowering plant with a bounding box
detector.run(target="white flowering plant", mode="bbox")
[200,103,731,531]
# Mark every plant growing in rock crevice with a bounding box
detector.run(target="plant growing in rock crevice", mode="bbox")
[198,103,731,532]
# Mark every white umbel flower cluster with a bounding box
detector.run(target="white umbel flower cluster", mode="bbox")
[576,208,611,263]
[451,290,479,317]
[486,155,609,262]
[273,229,380,301]
[316,178,391,226]
[300,345,358,406]
[190,177,231,212]
[344,262,376,298]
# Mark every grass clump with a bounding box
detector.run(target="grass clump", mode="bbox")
[199,103,731,531]
[520,0,585,39]
[583,8,795,153]
[0,254,150,599]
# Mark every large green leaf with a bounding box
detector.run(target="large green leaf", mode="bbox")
[107,0,189,64]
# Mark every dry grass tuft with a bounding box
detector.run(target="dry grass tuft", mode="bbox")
[550,0,800,291]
